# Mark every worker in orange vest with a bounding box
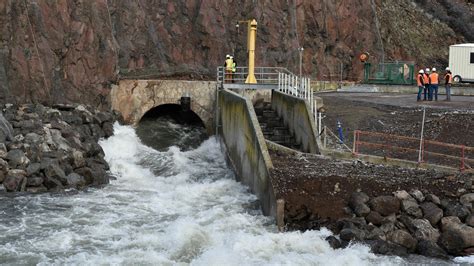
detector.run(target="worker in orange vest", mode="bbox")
[423,68,430,101]
[444,67,453,101]
[429,68,439,101]
[416,69,425,102]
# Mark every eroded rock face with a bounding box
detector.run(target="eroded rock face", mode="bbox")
[0,0,472,105]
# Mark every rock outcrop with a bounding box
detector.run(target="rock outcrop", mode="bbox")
[0,1,472,105]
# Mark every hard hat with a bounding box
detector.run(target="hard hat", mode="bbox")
[432,67,437,72]
[226,55,230,58]
[419,69,424,74]
[425,68,430,72]
[445,67,450,71]
[230,56,233,59]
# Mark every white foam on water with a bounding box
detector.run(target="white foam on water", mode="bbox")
[0,123,435,265]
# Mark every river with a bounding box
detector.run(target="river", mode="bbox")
[0,118,470,265]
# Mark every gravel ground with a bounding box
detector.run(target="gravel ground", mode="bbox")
[271,92,474,230]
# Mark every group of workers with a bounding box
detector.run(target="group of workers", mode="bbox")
[224,55,237,83]
[416,67,453,102]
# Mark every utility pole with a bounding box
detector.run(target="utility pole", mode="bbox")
[298,47,304,78]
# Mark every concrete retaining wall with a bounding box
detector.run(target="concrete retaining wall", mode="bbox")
[218,89,276,217]
[339,84,474,96]
[271,91,319,153]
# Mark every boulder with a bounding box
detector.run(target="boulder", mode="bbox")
[102,122,114,137]
[380,222,396,234]
[366,211,384,226]
[24,132,42,144]
[411,219,440,242]
[416,240,449,259]
[340,228,366,241]
[74,167,93,185]
[425,194,441,205]
[89,123,105,140]
[44,163,67,185]
[466,215,474,227]
[420,202,444,226]
[0,143,8,159]
[401,199,423,218]
[26,176,44,187]
[3,169,26,192]
[460,193,474,209]
[441,216,462,231]
[365,239,409,257]
[0,158,8,172]
[365,226,386,240]
[387,230,417,251]
[6,149,30,168]
[65,173,86,188]
[72,150,86,169]
[440,217,474,251]
[409,189,425,203]
[325,236,342,249]
[439,229,469,255]
[445,202,471,221]
[369,196,400,216]
[393,190,412,201]
[26,163,41,176]
[349,192,370,206]
[0,113,14,141]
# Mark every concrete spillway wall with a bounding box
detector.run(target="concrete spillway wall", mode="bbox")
[218,89,276,217]
[271,91,319,154]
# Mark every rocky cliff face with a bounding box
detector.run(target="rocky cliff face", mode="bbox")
[0,0,472,105]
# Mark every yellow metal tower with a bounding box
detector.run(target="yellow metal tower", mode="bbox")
[245,19,257,84]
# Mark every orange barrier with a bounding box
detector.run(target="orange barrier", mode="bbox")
[353,130,473,171]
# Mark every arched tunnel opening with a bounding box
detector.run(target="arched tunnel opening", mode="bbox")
[136,104,208,151]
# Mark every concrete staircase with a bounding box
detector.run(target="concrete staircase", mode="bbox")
[254,102,301,151]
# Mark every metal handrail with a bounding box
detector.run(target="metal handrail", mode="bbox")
[217,66,293,84]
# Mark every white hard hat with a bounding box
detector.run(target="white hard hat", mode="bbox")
[419,69,424,74]
[230,56,233,59]
[432,67,437,72]
[226,54,230,58]
[445,67,450,71]
[425,68,430,72]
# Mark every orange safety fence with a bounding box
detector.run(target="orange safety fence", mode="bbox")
[352,130,474,171]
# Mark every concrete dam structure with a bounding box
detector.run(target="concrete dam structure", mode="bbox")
[110,75,320,218]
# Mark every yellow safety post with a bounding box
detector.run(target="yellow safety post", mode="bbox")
[245,19,257,84]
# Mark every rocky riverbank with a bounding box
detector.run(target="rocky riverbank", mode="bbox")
[270,149,474,259]
[331,190,474,259]
[0,103,118,193]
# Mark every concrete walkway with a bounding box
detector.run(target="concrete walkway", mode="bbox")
[319,92,474,111]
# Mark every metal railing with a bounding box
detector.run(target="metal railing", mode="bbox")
[277,72,316,121]
[353,130,473,171]
[216,66,292,84]
[216,66,316,120]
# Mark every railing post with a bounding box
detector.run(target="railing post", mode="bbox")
[324,126,327,148]
[461,145,465,172]
[353,130,357,155]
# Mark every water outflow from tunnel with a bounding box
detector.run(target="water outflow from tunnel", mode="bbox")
[0,120,452,265]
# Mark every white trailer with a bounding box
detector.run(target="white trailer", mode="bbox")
[449,43,474,83]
